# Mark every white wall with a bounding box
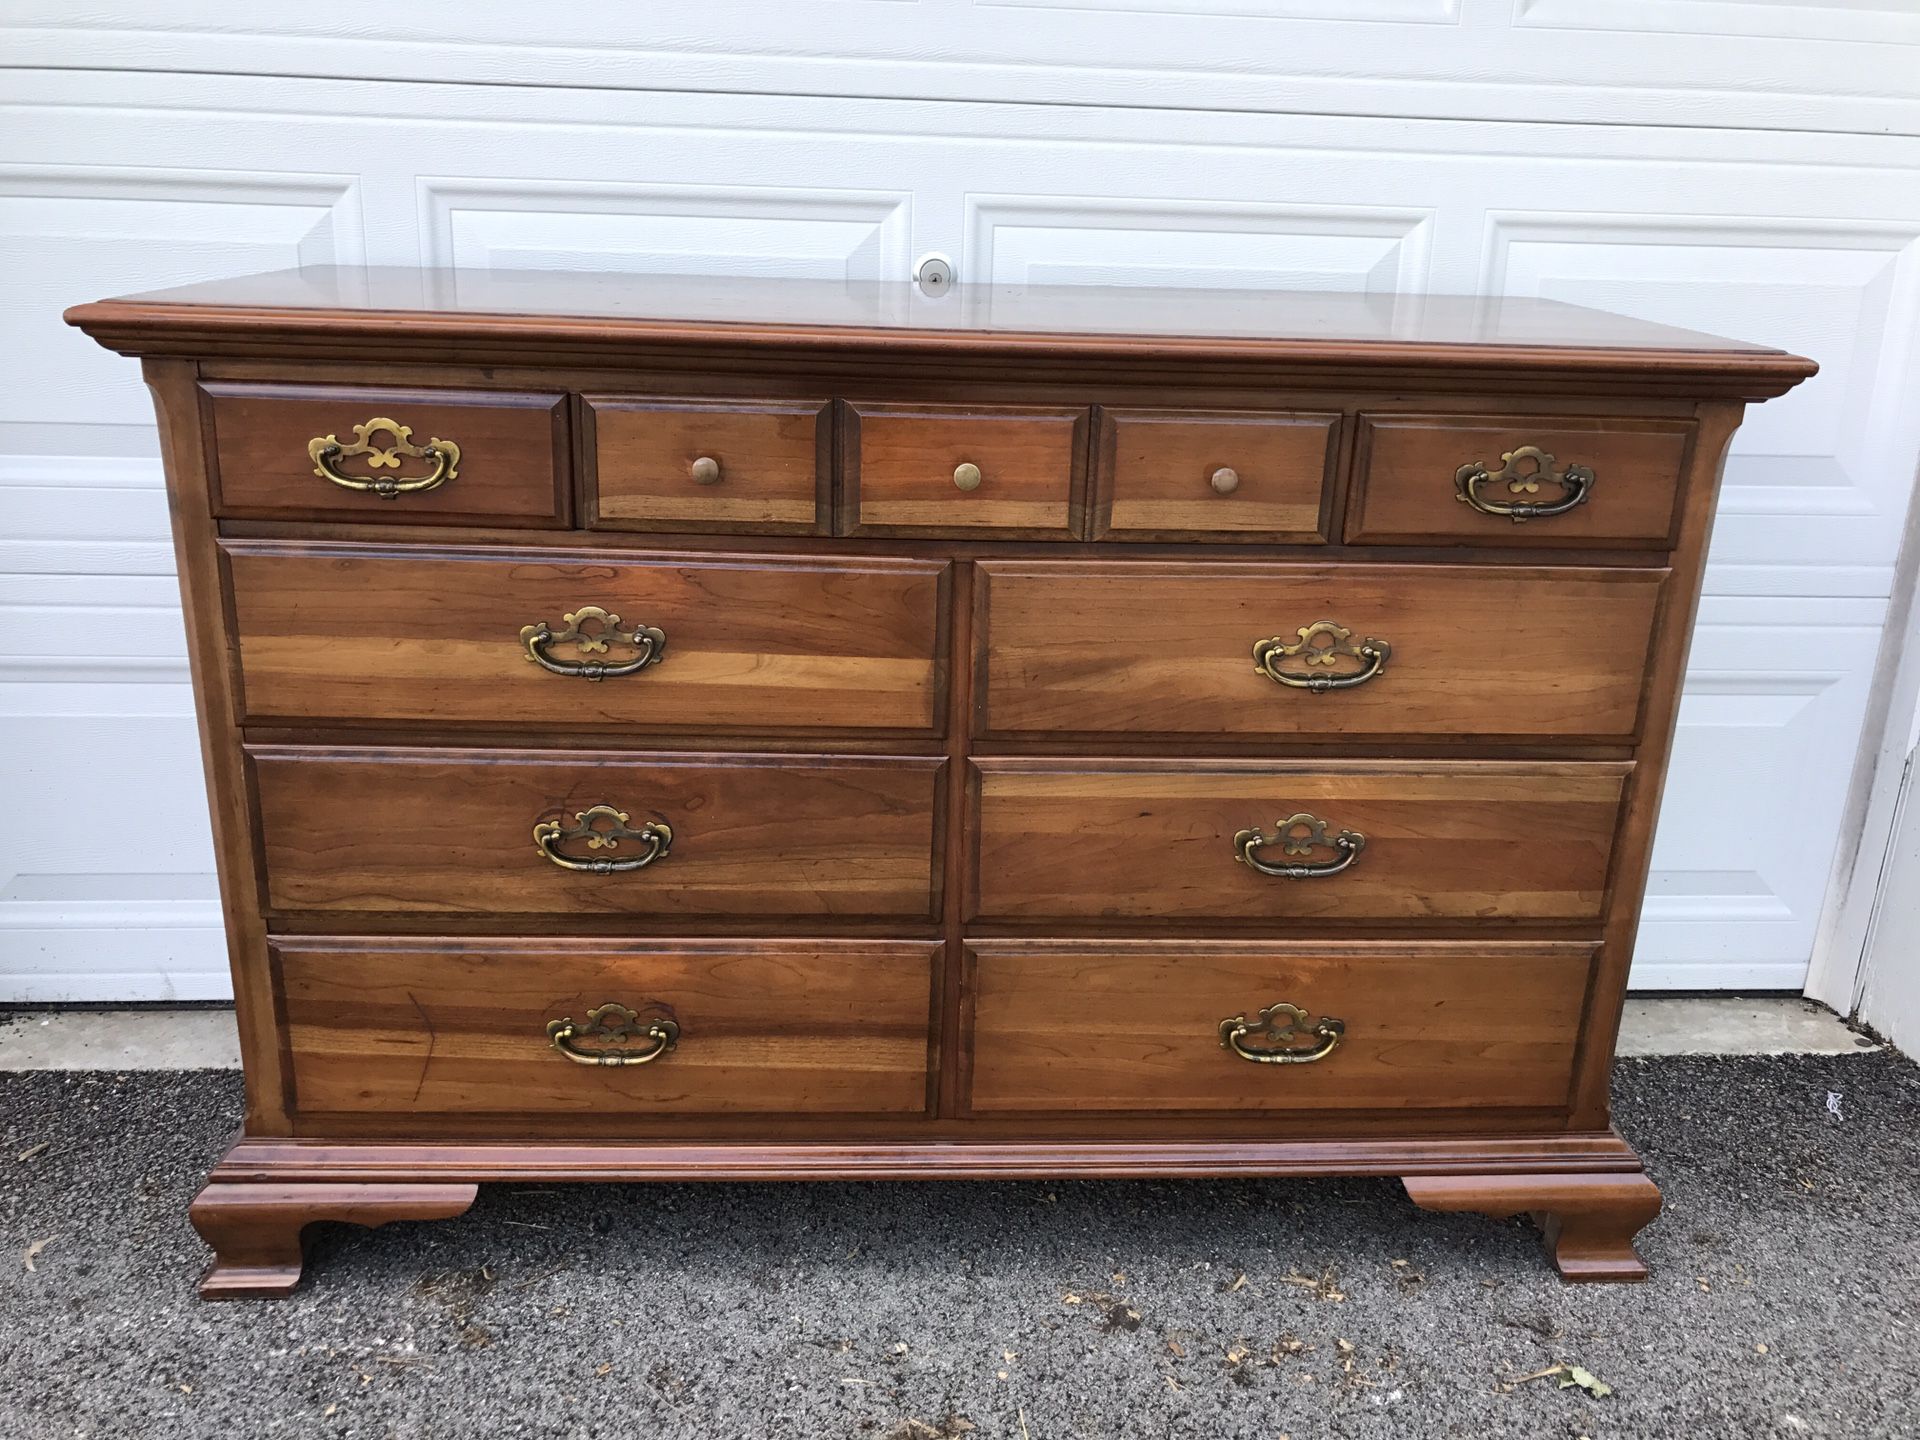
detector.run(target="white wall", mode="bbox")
[1859,755,1920,1053]
[3,4,1919,1000]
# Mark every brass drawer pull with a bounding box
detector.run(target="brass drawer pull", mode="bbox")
[1219,1002,1345,1065]
[519,606,666,681]
[953,461,983,492]
[1455,444,1594,523]
[1233,812,1365,878]
[689,455,723,485]
[1253,620,1390,693]
[546,1002,680,1067]
[533,805,673,873]
[1209,466,1240,495]
[307,417,460,498]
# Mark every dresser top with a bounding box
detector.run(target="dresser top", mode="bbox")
[68,265,1815,396]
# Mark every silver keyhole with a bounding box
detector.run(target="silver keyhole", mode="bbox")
[915,253,955,297]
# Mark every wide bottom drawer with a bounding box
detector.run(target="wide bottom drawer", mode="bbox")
[964,941,1595,1113]
[276,937,939,1117]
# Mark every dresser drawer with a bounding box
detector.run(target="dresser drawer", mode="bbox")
[974,559,1664,740]
[276,937,937,1118]
[972,760,1625,923]
[1347,413,1693,546]
[252,747,945,919]
[1094,406,1337,541]
[842,402,1088,537]
[226,542,948,735]
[586,395,830,534]
[964,941,1594,1113]
[204,383,569,525]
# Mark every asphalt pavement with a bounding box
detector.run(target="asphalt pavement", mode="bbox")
[2,1051,1914,1438]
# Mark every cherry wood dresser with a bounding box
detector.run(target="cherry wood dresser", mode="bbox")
[68,269,1813,1296]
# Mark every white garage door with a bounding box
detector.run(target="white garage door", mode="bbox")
[4,4,1918,999]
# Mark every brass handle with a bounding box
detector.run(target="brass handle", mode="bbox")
[307,417,460,498]
[546,1003,680,1067]
[1253,621,1390,693]
[533,805,673,873]
[519,606,666,681]
[1210,466,1240,495]
[1234,813,1366,878]
[953,461,983,492]
[1455,445,1594,523]
[689,455,722,485]
[1219,1002,1345,1065]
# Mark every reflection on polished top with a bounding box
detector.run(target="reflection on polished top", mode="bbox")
[84,264,1788,358]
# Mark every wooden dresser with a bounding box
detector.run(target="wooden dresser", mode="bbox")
[68,269,1812,1297]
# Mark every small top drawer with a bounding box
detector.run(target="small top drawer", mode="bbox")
[586,395,830,534]
[1347,414,1693,547]
[842,402,1088,537]
[204,383,569,525]
[1096,407,1337,542]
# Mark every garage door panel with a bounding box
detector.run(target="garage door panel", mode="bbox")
[4,66,1916,997]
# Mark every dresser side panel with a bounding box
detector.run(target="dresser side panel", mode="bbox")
[141,358,289,1132]
[1569,401,1748,1128]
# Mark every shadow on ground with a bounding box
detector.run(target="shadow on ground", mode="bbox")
[2,1053,1915,1438]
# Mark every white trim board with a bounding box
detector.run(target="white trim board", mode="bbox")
[5,0,1919,135]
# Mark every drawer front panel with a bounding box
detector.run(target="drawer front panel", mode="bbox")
[278,938,937,1117]
[1348,414,1693,546]
[975,560,1664,739]
[587,395,829,534]
[1096,407,1336,541]
[972,761,1627,922]
[844,402,1088,537]
[253,747,945,918]
[205,383,568,524]
[965,941,1594,1113]
[226,543,948,735]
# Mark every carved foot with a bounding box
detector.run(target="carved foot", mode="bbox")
[189,1180,479,1299]
[1403,1171,1662,1283]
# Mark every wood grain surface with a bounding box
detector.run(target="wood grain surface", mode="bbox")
[587,394,829,533]
[963,940,1595,1112]
[190,1180,479,1299]
[971,759,1627,922]
[69,269,1816,403]
[252,747,945,918]
[275,937,938,1118]
[1348,413,1693,546]
[1095,406,1338,541]
[842,402,1089,537]
[204,382,569,525]
[1404,1172,1664,1283]
[226,541,948,734]
[975,559,1666,739]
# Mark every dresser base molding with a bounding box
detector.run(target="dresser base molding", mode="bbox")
[188,1180,480,1300]
[192,1133,1656,1295]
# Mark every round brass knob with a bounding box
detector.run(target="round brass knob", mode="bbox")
[689,456,722,485]
[953,462,983,492]
[1210,466,1240,495]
